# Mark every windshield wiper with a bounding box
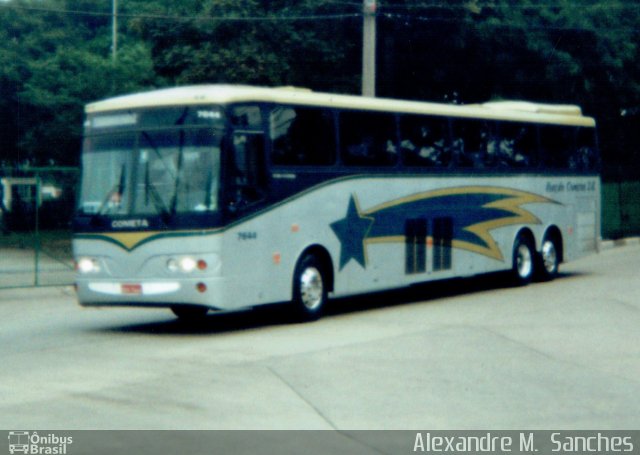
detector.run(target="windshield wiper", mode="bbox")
[141,131,176,180]
[144,161,171,223]
[169,130,185,216]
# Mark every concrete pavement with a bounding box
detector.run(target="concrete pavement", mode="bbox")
[0,245,638,431]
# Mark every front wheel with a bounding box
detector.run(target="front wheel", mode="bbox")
[511,235,535,286]
[292,255,328,322]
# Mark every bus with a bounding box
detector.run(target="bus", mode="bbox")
[73,85,600,321]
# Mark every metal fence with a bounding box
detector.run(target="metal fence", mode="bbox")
[602,180,640,240]
[0,167,78,288]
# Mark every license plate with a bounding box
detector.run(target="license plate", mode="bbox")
[121,283,142,295]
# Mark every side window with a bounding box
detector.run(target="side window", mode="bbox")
[540,126,575,169]
[231,105,262,130]
[339,111,398,166]
[451,119,496,168]
[494,122,538,168]
[229,105,267,209]
[399,115,450,167]
[270,106,336,165]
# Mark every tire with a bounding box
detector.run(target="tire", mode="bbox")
[537,235,560,281]
[292,254,328,322]
[511,235,535,286]
[171,305,209,321]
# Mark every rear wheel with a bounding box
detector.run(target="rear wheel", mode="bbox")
[292,254,327,321]
[511,235,535,286]
[537,235,560,281]
[171,305,208,321]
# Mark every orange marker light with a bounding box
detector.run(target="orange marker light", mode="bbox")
[273,253,282,265]
[196,282,207,293]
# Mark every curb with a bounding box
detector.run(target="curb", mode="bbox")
[599,236,640,251]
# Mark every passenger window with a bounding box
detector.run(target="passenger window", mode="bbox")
[270,106,336,165]
[451,119,495,168]
[231,105,263,130]
[540,126,575,169]
[399,115,450,167]
[339,111,398,166]
[494,122,538,168]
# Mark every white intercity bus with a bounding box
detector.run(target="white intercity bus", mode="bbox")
[73,85,600,320]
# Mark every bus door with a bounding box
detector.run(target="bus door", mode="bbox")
[223,105,271,306]
[226,105,268,212]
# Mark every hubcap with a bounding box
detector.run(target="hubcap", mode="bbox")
[517,243,533,278]
[542,240,557,274]
[300,267,324,310]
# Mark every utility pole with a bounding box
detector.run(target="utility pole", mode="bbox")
[362,0,377,97]
[112,0,118,61]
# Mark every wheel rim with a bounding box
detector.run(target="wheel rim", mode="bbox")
[517,243,533,279]
[299,267,324,311]
[541,240,558,274]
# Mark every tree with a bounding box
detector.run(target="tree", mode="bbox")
[20,43,156,165]
[375,0,640,178]
[128,0,359,91]
[0,0,157,165]
[0,0,639,175]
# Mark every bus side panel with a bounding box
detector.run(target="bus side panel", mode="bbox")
[204,173,601,309]
[306,174,599,298]
[220,185,345,308]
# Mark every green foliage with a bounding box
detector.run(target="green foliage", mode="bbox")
[1,0,157,165]
[0,0,639,175]
[19,43,156,165]
[130,0,358,90]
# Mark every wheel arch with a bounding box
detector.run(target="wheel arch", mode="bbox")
[513,226,536,249]
[511,227,537,285]
[542,225,564,264]
[295,244,335,293]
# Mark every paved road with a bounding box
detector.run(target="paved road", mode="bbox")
[0,247,74,287]
[0,245,639,431]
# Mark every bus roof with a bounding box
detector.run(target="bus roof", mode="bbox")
[86,84,596,127]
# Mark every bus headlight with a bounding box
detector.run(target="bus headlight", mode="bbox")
[166,258,180,273]
[166,256,205,273]
[179,257,197,273]
[76,257,101,274]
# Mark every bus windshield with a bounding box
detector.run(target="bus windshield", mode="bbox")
[80,129,220,216]
[79,128,221,217]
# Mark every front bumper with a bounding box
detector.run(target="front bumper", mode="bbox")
[76,277,228,310]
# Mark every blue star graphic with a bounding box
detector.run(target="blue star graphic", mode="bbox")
[330,195,374,270]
